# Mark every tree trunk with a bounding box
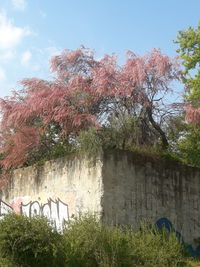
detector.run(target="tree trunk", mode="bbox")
[146,106,169,149]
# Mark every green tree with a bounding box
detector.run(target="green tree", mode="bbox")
[174,22,200,166]
[176,22,200,104]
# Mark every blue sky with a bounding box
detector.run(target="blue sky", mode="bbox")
[0,0,199,97]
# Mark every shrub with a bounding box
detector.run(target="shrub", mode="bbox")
[0,213,195,266]
[0,257,13,267]
[0,213,65,267]
[62,215,188,267]
[177,128,200,167]
[77,127,103,156]
[62,215,133,266]
[129,224,187,266]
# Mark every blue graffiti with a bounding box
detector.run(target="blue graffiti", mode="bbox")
[155,218,200,257]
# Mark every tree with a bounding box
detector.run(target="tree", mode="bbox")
[171,23,200,166]
[176,22,200,125]
[0,46,180,171]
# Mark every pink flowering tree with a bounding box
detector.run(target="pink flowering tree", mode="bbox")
[0,46,180,171]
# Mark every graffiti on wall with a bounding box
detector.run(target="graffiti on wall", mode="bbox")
[156,217,200,256]
[0,198,69,231]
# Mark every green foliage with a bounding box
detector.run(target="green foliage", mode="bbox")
[62,215,133,266]
[164,113,200,167]
[102,113,160,150]
[166,116,187,147]
[0,213,65,267]
[77,127,103,156]
[0,257,13,267]
[62,215,188,267]
[101,114,140,149]
[77,113,161,158]
[130,224,187,267]
[64,217,191,267]
[0,213,197,266]
[172,22,200,167]
[28,141,75,166]
[176,23,200,72]
[176,22,200,103]
[77,115,137,156]
[177,127,200,166]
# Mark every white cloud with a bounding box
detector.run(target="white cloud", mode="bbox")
[11,0,27,11]
[21,50,32,64]
[0,67,6,81]
[0,10,30,50]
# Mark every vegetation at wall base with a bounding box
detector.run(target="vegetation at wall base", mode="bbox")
[0,213,65,267]
[0,213,199,267]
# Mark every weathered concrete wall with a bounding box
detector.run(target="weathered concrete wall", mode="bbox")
[101,150,200,245]
[0,154,104,222]
[0,149,200,245]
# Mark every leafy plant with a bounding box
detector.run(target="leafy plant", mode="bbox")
[62,215,133,266]
[0,213,65,267]
[0,213,196,266]
[177,127,200,166]
[176,22,200,126]
[62,215,188,267]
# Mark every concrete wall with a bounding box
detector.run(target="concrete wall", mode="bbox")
[101,150,200,246]
[0,149,200,245]
[0,153,104,229]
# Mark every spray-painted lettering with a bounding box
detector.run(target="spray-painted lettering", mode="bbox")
[0,198,69,231]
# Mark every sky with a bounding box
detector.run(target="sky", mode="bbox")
[0,0,199,98]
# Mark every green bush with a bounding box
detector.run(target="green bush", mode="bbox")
[129,224,187,266]
[62,215,188,267]
[177,128,200,167]
[77,127,103,156]
[0,213,65,267]
[0,213,196,266]
[0,257,13,267]
[62,215,133,266]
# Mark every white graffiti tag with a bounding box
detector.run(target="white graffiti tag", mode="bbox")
[0,198,69,230]
[21,198,69,230]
